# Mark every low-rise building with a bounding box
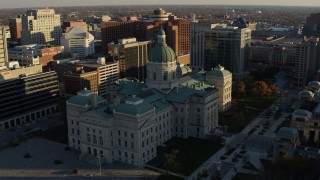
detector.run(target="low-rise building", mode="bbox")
[78,58,118,98]
[64,68,98,97]
[108,38,151,81]
[0,64,42,80]
[8,44,65,70]
[0,71,59,129]
[60,27,95,58]
[273,127,300,162]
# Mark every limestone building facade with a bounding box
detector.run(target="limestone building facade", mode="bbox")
[67,29,231,167]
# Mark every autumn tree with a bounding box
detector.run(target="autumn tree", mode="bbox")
[235,81,246,97]
[252,81,269,96]
[252,81,279,97]
[163,149,179,175]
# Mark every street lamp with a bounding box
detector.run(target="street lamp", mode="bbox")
[97,155,103,176]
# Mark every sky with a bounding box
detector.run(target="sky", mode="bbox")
[0,0,320,8]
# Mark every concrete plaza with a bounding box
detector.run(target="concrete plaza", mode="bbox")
[0,138,158,180]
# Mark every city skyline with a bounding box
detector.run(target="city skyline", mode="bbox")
[0,0,320,9]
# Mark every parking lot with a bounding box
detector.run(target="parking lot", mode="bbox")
[0,138,158,180]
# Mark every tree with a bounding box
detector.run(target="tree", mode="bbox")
[268,83,279,96]
[252,81,269,97]
[235,81,246,96]
[163,149,179,175]
[243,76,254,93]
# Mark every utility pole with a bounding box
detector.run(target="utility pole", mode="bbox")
[97,155,102,176]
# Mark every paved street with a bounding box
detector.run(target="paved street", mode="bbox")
[204,71,294,179]
[0,138,158,180]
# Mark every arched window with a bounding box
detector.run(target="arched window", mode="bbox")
[87,133,91,142]
[163,72,168,81]
[99,137,103,145]
[172,72,175,79]
[93,135,97,144]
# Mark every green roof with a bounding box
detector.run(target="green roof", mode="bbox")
[299,90,313,96]
[94,106,113,119]
[126,96,143,103]
[166,87,210,103]
[68,94,105,106]
[69,96,91,106]
[118,80,146,96]
[78,89,93,94]
[179,72,213,90]
[142,89,166,103]
[308,81,320,87]
[154,101,171,112]
[115,101,154,115]
[294,109,311,117]
[148,44,176,63]
[277,127,298,137]
[177,66,189,75]
[207,65,231,78]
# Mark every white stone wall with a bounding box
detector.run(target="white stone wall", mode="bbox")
[207,75,232,112]
[67,88,220,167]
[21,9,62,46]
[146,61,178,90]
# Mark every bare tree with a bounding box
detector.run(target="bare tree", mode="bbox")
[163,149,179,175]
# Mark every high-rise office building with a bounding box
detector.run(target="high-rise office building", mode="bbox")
[0,26,8,68]
[60,26,95,58]
[0,71,59,130]
[293,37,320,88]
[191,23,251,78]
[9,17,22,43]
[249,38,301,67]
[101,21,135,51]
[62,21,87,33]
[108,38,151,81]
[63,68,98,97]
[303,13,320,37]
[77,58,119,98]
[21,8,62,46]
[101,8,190,57]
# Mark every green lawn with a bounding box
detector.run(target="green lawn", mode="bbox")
[148,137,223,176]
[219,96,278,133]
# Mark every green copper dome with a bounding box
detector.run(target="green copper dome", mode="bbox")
[148,44,176,63]
[207,65,231,78]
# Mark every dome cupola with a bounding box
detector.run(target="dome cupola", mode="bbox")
[148,26,176,63]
